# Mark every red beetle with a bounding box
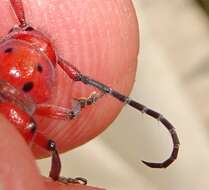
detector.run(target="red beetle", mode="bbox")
[0,0,179,185]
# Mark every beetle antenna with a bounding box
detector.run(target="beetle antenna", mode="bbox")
[78,75,180,168]
[58,57,180,168]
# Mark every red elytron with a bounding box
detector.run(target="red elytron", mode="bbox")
[0,0,179,185]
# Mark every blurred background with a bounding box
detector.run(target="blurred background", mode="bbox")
[38,0,209,189]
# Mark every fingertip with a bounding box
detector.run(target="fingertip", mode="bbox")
[37,0,139,152]
[0,0,139,160]
[0,115,46,190]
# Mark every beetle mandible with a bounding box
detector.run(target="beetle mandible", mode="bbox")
[0,0,180,185]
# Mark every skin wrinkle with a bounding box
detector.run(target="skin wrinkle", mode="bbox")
[0,0,139,189]
[43,0,138,154]
[66,1,108,146]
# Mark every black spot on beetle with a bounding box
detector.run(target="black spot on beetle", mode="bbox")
[4,47,13,53]
[22,82,34,92]
[37,64,43,73]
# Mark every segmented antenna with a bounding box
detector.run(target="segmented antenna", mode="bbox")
[78,75,180,168]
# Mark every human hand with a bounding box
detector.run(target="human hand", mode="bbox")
[0,0,139,189]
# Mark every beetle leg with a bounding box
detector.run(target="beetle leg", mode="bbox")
[10,0,27,27]
[58,57,180,168]
[34,132,87,185]
[35,92,103,120]
[74,91,104,108]
[33,132,61,181]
